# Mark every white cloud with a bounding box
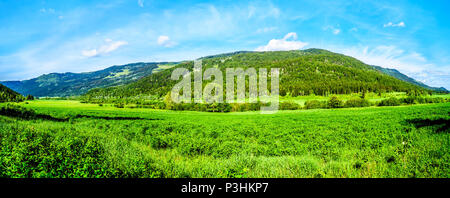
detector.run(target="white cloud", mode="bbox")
[82,39,128,57]
[157,35,177,47]
[384,21,405,28]
[138,0,144,8]
[255,32,308,51]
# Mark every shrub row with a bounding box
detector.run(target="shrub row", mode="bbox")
[94,95,449,112]
[378,96,448,106]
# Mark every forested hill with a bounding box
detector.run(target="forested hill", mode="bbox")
[0,83,24,102]
[84,48,434,100]
[1,62,177,97]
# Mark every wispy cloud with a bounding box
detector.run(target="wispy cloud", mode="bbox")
[349,27,358,32]
[40,8,56,14]
[255,32,308,51]
[336,45,450,88]
[157,35,177,47]
[323,26,341,35]
[269,6,280,18]
[82,39,128,57]
[137,0,144,8]
[384,21,405,28]
[256,27,277,33]
[246,3,281,19]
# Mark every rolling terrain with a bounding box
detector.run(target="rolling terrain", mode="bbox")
[1,62,177,97]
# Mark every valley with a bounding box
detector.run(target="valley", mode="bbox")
[0,48,448,178]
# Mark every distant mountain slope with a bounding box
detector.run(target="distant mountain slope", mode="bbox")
[1,62,176,97]
[84,49,431,101]
[0,83,24,102]
[372,65,448,92]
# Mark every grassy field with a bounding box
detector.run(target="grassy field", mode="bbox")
[280,92,450,105]
[0,100,448,178]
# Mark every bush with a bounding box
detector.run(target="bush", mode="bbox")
[378,97,401,106]
[219,103,232,112]
[402,96,416,104]
[344,98,371,108]
[0,129,112,178]
[328,96,343,108]
[402,96,428,104]
[304,100,327,109]
[26,95,35,100]
[0,104,37,119]
[280,101,301,110]
[114,103,124,108]
[415,96,426,104]
[424,97,445,103]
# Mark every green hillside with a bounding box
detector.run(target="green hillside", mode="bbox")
[372,65,448,92]
[84,49,429,101]
[1,62,176,97]
[0,83,24,102]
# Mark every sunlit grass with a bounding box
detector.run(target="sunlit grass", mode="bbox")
[0,100,448,178]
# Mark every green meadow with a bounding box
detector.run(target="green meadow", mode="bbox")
[280,92,450,105]
[0,100,448,178]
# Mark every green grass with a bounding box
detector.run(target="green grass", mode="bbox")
[0,100,448,178]
[280,92,450,105]
[105,69,131,79]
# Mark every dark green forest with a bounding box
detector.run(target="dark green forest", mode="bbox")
[0,83,25,102]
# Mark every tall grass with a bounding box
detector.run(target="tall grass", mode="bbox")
[0,100,448,178]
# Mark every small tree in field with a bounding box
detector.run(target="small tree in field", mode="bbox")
[163,92,174,110]
[26,95,35,100]
[328,96,343,108]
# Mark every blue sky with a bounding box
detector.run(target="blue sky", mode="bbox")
[0,0,449,89]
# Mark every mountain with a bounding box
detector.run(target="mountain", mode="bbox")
[372,65,448,92]
[0,83,24,102]
[83,49,432,102]
[4,48,442,99]
[1,62,177,97]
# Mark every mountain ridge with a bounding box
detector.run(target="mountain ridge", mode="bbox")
[1,62,178,97]
[83,48,443,102]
